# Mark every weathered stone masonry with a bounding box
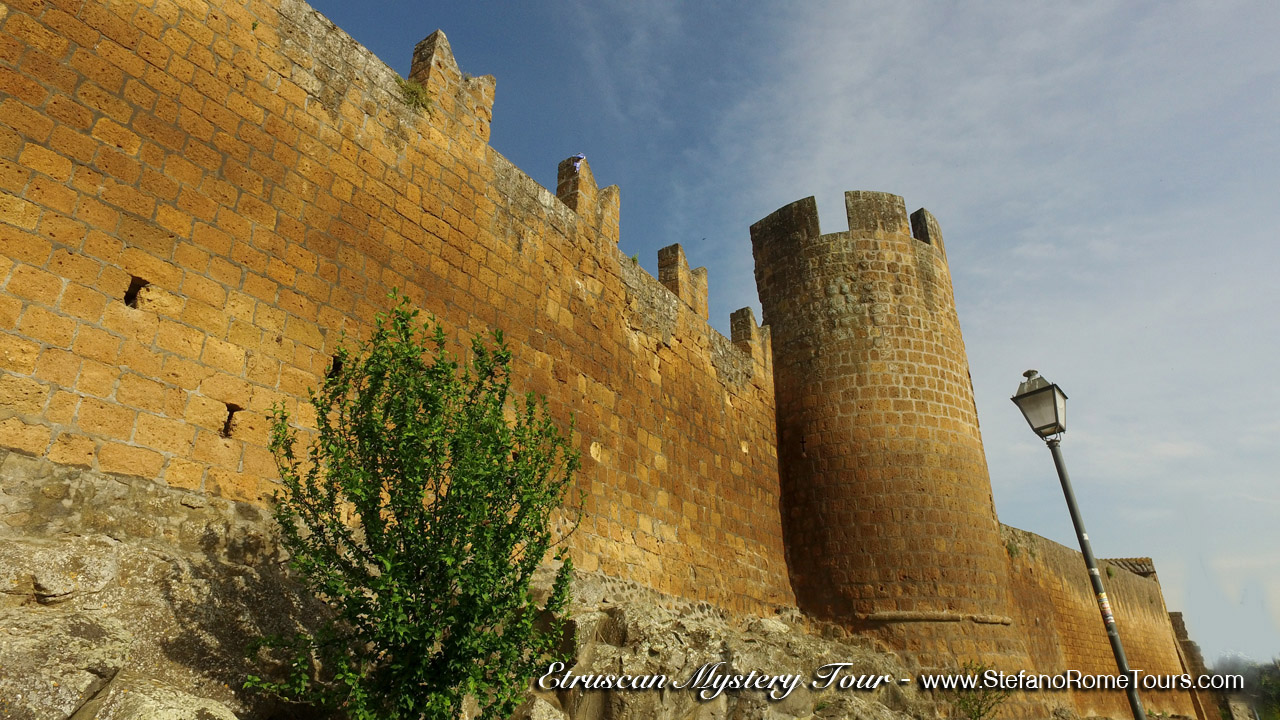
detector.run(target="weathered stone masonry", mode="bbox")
[0,0,1214,716]
[0,0,793,615]
[752,192,1037,676]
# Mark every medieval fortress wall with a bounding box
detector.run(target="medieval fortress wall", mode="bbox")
[0,0,794,614]
[0,0,1211,716]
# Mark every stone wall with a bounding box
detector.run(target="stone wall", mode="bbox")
[0,1,1221,718]
[1171,611,1226,720]
[1003,525,1201,718]
[0,0,793,614]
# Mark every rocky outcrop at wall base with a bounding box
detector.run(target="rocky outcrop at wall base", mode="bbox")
[532,573,936,720]
[0,604,130,719]
[0,449,313,719]
[0,449,947,720]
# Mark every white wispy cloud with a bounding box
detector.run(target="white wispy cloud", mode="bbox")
[565,0,685,130]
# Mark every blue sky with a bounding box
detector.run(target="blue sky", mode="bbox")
[307,0,1280,664]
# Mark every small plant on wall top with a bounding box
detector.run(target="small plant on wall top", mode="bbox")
[395,75,432,112]
[247,294,580,720]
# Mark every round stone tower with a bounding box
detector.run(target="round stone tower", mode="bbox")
[751,192,1027,669]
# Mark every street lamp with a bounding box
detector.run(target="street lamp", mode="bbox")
[1010,369,1067,437]
[1012,370,1145,720]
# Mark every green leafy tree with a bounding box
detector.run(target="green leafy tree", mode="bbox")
[248,296,580,720]
[1215,655,1280,720]
[1261,665,1280,720]
[948,660,1011,720]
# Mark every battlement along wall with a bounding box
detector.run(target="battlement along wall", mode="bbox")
[1003,526,1201,718]
[0,0,794,613]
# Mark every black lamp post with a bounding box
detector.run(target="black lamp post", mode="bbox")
[1012,370,1145,720]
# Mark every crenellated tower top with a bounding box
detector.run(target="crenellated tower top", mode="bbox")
[752,191,945,261]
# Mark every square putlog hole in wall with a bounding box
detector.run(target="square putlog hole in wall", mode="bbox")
[124,276,150,308]
[221,403,243,438]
